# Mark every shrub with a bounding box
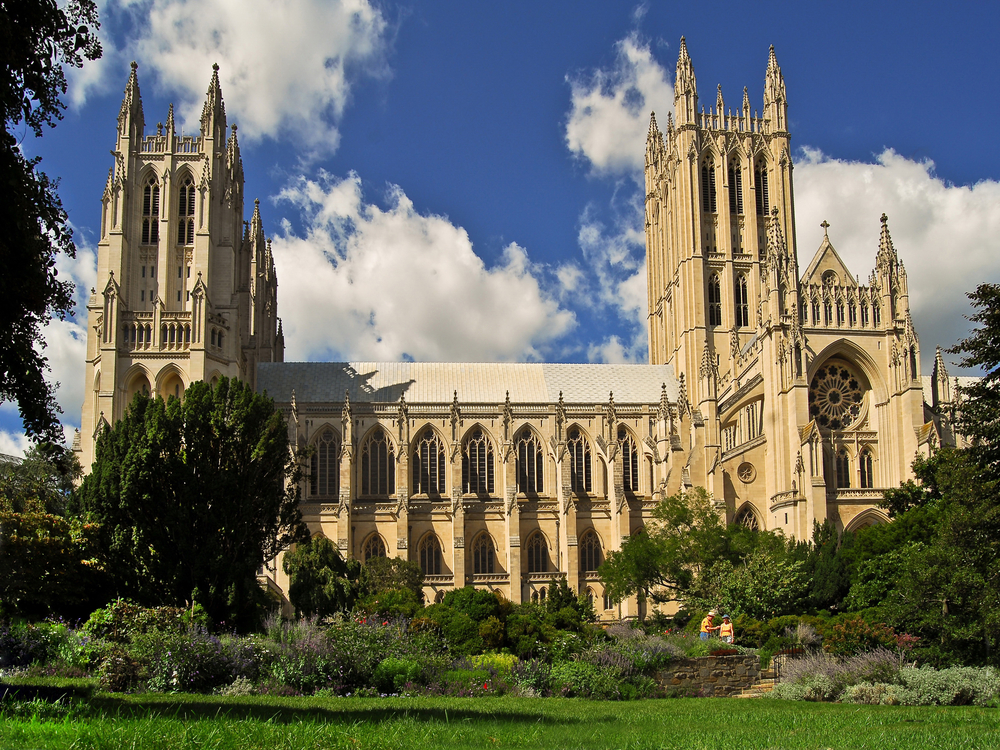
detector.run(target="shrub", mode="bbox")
[373,657,423,693]
[468,652,518,681]
[511,658,550,693]
[824,617,902,656]
[82,600,201,643]
[770,673,837,701]
[0,621,67,668]
[550,660,624,699]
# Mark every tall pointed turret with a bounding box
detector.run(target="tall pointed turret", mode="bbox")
[116,61,144,149]
[874,213,908,322]
[200,63,227,142]
[763,45,787,133]
[646,111,664,168]
[674,37,698,126]
[932,346,952,408]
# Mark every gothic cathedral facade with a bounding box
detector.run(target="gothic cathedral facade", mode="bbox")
[77,44,959,615]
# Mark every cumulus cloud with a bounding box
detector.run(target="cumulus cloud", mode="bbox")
[795,149,1000,369]
[565,32,673,177]
[73,0,390,154]
[271,172,575,362]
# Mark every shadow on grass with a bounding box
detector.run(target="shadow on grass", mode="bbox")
[87,693,587,727]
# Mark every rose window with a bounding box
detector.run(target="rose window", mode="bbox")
[809,360,866,430]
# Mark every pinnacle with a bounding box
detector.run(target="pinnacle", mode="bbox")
[648,110,659,135]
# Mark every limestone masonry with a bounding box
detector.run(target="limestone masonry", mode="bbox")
[76,40,961,618]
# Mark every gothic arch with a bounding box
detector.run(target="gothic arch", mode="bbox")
[470,531,499,575]
[514,424,545,494]
[359,425,396,497]
[310,425,342,499]
[734,502,762,531]
[361,533,387,562]
[155,364,186,402]
[844,508,889,533]
[616,424,640,494]
[566,424,594,494]
[807,340,888,405]
[461,423,496,496]
[123,363,154,407]
[411,423,447,496]
[524,529,551,573]
[578,528,603,572]
[416,531,445,576]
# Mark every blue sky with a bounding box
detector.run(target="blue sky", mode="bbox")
[5,0,1000,453]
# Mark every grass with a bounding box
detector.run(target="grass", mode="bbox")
[1,686,999,749]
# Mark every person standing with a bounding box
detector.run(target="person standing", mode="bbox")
[700,610,720,640]
[719,614,735,644]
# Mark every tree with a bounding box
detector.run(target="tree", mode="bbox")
[0,1,101,441]
[283,536,362,619]
[599,488,729,614]
[360,555,425,601]
[951,283,1000,474]
[78,378,308,629]
[0,442,80,514]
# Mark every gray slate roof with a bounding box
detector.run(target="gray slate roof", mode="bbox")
[257,362,677,405]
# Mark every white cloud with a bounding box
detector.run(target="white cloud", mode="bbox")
[271,172,575,362]
[565,33,673,177]
[0,429,31,458]
[73,0,390,154]
[795,149,1000,369]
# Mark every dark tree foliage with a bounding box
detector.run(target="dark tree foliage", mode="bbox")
[78,378,308,630]
[805,520,852,611]
[0,1,101,441]
[283,535,362,619]
[951,283,1000,473]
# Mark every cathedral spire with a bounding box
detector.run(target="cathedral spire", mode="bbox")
[165,102,175,140]
[116,61,145,146]
[200,63,227,141]
[674,36,698,126]
[763,45,787,132]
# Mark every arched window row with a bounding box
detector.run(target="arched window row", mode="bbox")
[567,427,592,494]
[472,533,496,575]
[462,427,494,495]
[414,428,446,495]
[707,273,722,327]
[799,290,884,330]
[525,531,549,574]
[310,428,342,498]
[362,534,386,562]
[178,175,195,245]
[580,529,602,572]
[209,328,225,351]
[617,427,638,493]
[142,176,160,244]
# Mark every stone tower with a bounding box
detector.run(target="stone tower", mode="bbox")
[75,63,283,471]
[644,39,931,538]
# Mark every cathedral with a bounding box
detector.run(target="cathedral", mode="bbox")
[76,41,960,618]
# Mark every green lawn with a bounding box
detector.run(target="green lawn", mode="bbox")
[2,690,999,750]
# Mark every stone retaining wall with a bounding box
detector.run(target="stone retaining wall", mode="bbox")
[655,654,760,697]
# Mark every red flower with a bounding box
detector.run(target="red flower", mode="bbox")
[483,683,488,690]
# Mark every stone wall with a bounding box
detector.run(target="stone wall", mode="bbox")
[655,654,760,697]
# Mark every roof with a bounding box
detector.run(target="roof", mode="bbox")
[257,362,678,405]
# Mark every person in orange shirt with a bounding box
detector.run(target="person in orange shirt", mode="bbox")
[719,614,735,644]
[700,610,720,640]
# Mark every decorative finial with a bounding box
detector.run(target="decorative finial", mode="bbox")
[880,212,888,225]
[821,220,830,237]
[231,123,237,132]
[131,60,138,70]
[212,62,219,72]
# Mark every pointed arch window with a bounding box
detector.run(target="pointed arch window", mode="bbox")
[848,302,857,327]
[361,428,395,497]
[177,175,195,245]
[310,428,341,498]
[413,428,446,496]
[859,449,874,489]
[872,302,881,327]
[734,275,749,327]
[707,274,722,326]
[728,161,744,214]
[472,533,495,575]
[462,428,494,495]
[142,176,160,244]
[754,162,769,215]
[735,506,760,531]
[836,449,851,489]
[516,428,544,494]
[567,428,592,494]
[618,426,639,494]
[362,534,387,562]
[418,534,442,575]
[579,530,602,572]
[701,159,717,213]
[526,532,548,573]
[603,590,614,611]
